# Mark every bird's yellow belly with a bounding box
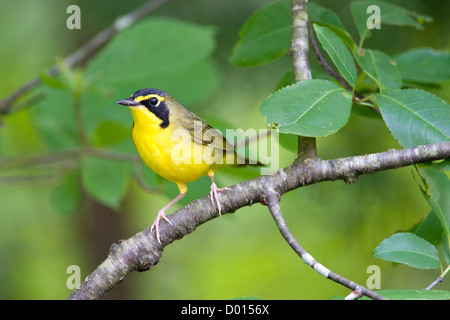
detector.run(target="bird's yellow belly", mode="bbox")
[132,125,212,183]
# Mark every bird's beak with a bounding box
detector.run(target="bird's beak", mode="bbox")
[116,98,142,107]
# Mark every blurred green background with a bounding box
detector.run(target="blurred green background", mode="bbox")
[0,0,449,299]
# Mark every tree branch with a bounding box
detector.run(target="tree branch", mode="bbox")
[290,0,317,161]
[264,190,387,300]
[68,141,450,299]
[0,0,168,120]
[291,0,311,82]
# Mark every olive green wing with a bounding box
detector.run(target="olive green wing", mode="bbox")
[178,110,235,152]
[171,102,263,166]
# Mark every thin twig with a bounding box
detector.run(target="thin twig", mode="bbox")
[0,149,82,171]
[425,265,450,290]
[424,276,443,290]
[0,147,157,194]
[264,189,388,300]
[0,0,168,118]
[0,173,61,183]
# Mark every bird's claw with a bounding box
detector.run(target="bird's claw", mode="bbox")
[209,182,231,215]
[151,211,173,243]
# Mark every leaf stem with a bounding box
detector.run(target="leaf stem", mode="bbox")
[354,94,376,104]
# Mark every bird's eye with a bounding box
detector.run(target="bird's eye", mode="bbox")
[149,97,159,106]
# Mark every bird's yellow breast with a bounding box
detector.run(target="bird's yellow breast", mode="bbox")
[130,107,212,183]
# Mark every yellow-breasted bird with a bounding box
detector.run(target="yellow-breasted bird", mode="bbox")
[117,88,261,242]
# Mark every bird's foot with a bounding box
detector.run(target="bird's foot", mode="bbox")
[209,182,231,215]
[151,210,173,243]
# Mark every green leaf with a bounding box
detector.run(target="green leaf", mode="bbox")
[31,87,79,150]
[308,3,355,49]
[92,121,130,147]
[309,2,347,30]
[350,1,372,45]
[443,235,450,265]
[362,289,450,300]
[351,0,432,46]
[313,24,357,87]
[418,168,450,237]
[366,1,432,28]
[230,0,291,67]
[354,48,402,92]
[51,171,82,215]
[260,79,352,137]
[372,232,440,269]
[230,1,355,67]
[39,71,66,90]
[376,89,450,148]
[81,156,129,210]
[395,48,450,84]
[410,210,444,246]
[86,18,216,87]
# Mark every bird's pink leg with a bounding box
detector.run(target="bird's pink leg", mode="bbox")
[208,169,230,215]
[151,187,186,243]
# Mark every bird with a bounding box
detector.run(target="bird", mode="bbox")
[117,88,262,242]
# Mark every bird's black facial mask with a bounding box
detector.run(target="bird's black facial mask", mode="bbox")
[118,88,170,128]
[142,95,170,129]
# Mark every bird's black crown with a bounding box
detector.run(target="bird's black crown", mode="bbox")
[131,88,167,99]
